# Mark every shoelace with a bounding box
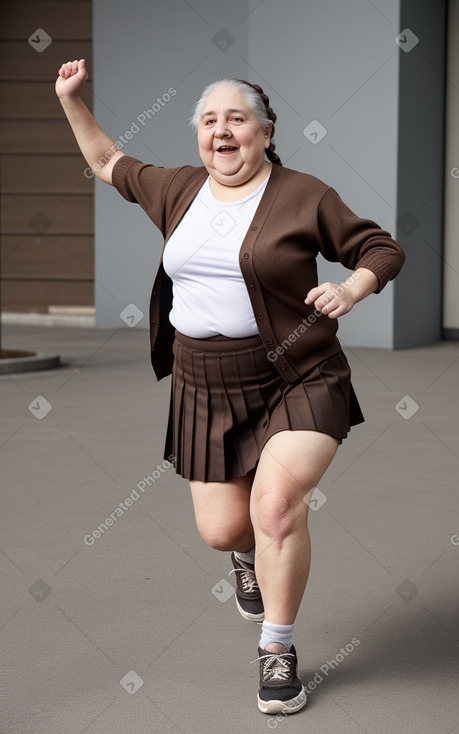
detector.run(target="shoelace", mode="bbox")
[251,652,295,681]
[229,565,260,594]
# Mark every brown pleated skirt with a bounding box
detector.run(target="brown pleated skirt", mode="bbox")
[164,331,364,482]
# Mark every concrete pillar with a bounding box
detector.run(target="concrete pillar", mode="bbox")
[443,0,459,339]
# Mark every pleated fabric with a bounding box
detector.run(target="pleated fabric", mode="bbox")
[164,331,364,482]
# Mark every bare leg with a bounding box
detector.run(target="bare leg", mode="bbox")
[189,469,255,552]
[250,430,339,630]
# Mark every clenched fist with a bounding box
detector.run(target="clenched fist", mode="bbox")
[55,59,88,99]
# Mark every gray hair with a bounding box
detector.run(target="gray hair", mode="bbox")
[189,78,270,132]
[189,78,282,166]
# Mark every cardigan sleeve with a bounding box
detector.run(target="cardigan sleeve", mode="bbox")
[112,155,190,235]
[317,187,405,292]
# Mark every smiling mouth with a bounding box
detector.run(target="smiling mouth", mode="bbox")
[216,145,238,154]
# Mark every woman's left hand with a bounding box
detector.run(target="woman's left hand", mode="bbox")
[305,281,356,319]
[305,268,379,319]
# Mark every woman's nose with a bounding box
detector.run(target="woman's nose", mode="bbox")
[214,121,230,138]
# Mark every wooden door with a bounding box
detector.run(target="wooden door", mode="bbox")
[0,0,94,313]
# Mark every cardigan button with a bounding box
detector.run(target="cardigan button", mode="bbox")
[258,313,264,319]
[251,226,257,231]
[280,364,287,371]
[250,284,255,290]
[267,339,273,346]
[151,320,155,325]
[243,253,249,259]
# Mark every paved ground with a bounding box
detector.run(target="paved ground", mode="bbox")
[1,323,458,734]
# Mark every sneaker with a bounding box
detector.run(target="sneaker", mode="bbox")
[253,645,307,714]
[229,552,264,622]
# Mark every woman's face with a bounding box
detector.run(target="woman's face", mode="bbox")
[197,86,272,187]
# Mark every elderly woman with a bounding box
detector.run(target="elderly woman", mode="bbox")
[56,59,404,715]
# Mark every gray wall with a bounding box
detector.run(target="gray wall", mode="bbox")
[393,0,446,347]
[443,0,459,337]
[93,0,446,349]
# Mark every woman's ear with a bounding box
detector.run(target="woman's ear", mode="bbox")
[264,121,274,148]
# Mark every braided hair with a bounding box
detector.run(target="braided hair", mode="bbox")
[234,80,282,166]
[190,78,282,166]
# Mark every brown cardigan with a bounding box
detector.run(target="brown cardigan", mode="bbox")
[112,156,405,383]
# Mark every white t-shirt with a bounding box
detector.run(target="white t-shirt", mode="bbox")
[163,175,269,338]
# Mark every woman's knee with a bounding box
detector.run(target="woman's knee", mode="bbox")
[190,477,254,552]
[196,519,253,552]
[251,489,307,542]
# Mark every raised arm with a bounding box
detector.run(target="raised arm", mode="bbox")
[55,59,124,184]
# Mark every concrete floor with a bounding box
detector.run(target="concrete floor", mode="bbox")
[1,323,458,734]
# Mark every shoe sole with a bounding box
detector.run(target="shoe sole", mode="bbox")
[235,596,265,622]
[257,688,307,714]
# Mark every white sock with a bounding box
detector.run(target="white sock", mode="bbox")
[233,547,255,565]
[259,621,294,652]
